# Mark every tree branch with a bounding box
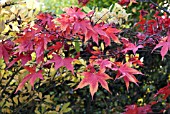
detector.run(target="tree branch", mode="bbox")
[149,0,170,15]
[0,67,23,98]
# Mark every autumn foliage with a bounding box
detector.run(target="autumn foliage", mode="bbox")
[1,0,170,113]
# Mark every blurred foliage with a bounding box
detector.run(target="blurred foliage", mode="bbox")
[39,0,78,14]
[0,0,170,114]
[88,0,117,8]
[0,0,40,40]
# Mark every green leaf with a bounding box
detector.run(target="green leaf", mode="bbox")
[82,6,91,13]
[60,102,71,113]
[75,41,80,53]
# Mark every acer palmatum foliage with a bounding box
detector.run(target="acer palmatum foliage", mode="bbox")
[123,104,152,114]
[152,30,170,60]
[1,3,170,103]
[154,82,170,100]
[75,71,112,99]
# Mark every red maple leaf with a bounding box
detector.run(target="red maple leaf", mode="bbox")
[113,62,143,90]
[75,71,112,99]
[154,82,170,100]
[124,104,151,114]
[48,42,63,55]
[122,43,143,55]
[65,7,86,19]
[0,42,10,63]
[73,20,98,44]
[0,40,14,63]
[105,27,121,44]
[34,33,53,63]
[95,59,112,73]
[152,31,170,60]
[15,66,44,93]
[14,28,36,54]
[36,13,56,31]
[46,54,74,74]
[7,52,32,68]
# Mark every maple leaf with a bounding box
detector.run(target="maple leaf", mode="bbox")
[15,66,43,93]
[152,32,170,60]
[113,62,143,90]
[154,82,170,100]
[14,28,36,54]
[122,43,143,55]
[7,52,32,68]
[46,54,74,74]
[75,71,112,99]
[0,40,14,63]
[65,7,86,19]
[93,24,109,45]
[73,20,98,44]
[36,13,56,30]
[124,104,151,114]
[0,42,10,63]
[123,104,138,114]
[105,27,121,44]
[96,59,112,73]
[85,29,99,44]
[48,42,63,55]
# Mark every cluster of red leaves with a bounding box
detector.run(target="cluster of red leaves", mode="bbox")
[136,11,170,54]
[124,101,170,114]
[0,7,145,98]
[0,8,125,96]
[57,7,121,46]
[75,58,143,98]
[123,104,152,114]
[122,9,170,113]
[154,82,170,100]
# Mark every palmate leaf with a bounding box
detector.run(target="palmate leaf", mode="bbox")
[46,54,74,74]
[122,43,143,55]
[15,66,43,93]
[113,62,143,90]
[153,41,170,60]
[75,71,112,99]
[152,29,170,60]
[152,31,170,60]
[154,82,170,100]
[7,52,32,68]
[123,104,151,114]
[0,42,10,63]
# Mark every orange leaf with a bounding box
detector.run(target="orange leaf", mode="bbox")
[75,71,112,99]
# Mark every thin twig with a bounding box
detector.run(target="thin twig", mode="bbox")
[93,11,110,25]
[0,67,23,98]
[150,0,170,15]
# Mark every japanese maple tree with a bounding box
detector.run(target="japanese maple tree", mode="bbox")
[1,0,170,113]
